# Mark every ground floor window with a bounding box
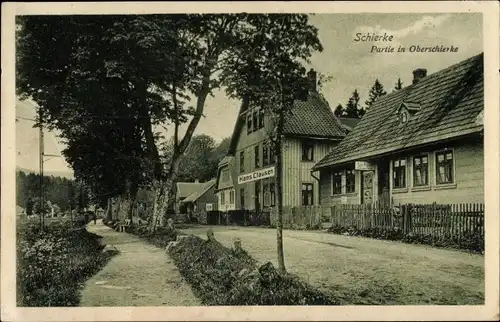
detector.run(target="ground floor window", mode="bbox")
[220,191,225,204]
[346,169,356,193]
[436,150,454,184]
[229,190,235,204]
[270,182,276,206]
[240,188,245,209]
[413,154,429,186]
[332,171,342,195]
[301,183,314,206]
[393,158,406,188]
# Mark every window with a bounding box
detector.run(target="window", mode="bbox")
[269,143,276,164]
[229,190,235,204]
[262,143,269,166]
[301,141,314,161]
[263,183,269,206]
[269,182,276,206]
[436,150,454,184]
[259,108,265,128]
[346,169,356,193]
[240,188,245,209]
[393,158,406,188]
[301,183,314,206]
[247,114,252,134]
[254,145,260,168]
[240,151,245,173]
[332,171,342,195]
[252,111,258,132]
[220,191,225,204]
[413,155,429,186]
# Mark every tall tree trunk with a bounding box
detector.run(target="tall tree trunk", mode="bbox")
[275,110,286,275]
[105,197,112,221]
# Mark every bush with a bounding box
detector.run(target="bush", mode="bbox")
[17,220,114,306]
[168,235,337,305]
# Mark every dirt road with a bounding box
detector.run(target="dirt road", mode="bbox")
[179,225,484,305]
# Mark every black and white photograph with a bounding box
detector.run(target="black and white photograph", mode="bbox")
[1,1,499,321]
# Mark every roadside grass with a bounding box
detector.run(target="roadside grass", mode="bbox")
[17,218,115,306]
[178,225,485,305]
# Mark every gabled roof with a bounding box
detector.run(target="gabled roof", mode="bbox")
[182,179,216,203]
[227,91,346,155]
[313,52,484,170]
[176,182,205,199]
[338,117,361,131]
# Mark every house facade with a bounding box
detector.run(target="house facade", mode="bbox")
[215,70,350,216]
[313,53,484,209]
[180,179,217,223]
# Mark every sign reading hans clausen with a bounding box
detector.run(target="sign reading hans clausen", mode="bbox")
[238,166,275,184]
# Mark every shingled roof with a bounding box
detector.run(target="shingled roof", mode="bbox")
[313,53,484,171]
[227,91,346,155]
[182,179,216,203]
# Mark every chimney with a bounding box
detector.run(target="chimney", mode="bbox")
[412,68,427,84]
[307,69,317,92]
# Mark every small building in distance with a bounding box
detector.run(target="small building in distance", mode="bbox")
[180,179,217,224]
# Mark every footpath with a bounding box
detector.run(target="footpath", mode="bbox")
[80,220,200,306]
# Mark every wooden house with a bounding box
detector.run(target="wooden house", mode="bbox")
[312,53,484,210]
[215,70,350,217]
[180,179,217,223]
[174,180,204,214]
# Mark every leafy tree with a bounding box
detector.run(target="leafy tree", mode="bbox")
[365,79,387,111]
[221,14,322,274]
[334,104,345,117]
[16,14,322,235]
[394,78,403,91]
[345,89,362,118]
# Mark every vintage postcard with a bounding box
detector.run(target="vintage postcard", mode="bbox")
[1,1,499,321]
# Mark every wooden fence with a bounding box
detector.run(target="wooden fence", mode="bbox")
[266,203,484,251]
[330,203,484,238]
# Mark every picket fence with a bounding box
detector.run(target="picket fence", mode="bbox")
[329,203,484,240]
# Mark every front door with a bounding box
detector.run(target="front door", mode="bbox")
[361,171,374,204]
[378,161,390,205]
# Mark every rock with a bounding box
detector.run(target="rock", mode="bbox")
[258,262,279,285]
[177,235,191,242]
[233,238,242,251]
[207,229,215,241]
[237,268,249,278]
[97,237,106,249]
[166,218,175,230]
[101,244,119,256]
[166,241,178,252]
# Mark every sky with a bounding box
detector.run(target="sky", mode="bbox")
[15,12,483,176]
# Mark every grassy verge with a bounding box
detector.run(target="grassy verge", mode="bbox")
[17,219,115,306]
[168,234,337,305]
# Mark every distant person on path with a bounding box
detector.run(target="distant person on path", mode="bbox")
[93,212,97,224]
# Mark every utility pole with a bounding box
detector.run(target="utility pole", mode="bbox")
[39,108,45,228]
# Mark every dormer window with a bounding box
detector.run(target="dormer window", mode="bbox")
[397,101,421,124]
[400,110,409,124]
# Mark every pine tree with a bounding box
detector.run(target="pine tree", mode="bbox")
[365,79,387,110]
[334,104,344,117]
[394,78,403,91]
[345,89,362,118]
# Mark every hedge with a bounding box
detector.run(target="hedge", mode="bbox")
[168,234,338,305]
